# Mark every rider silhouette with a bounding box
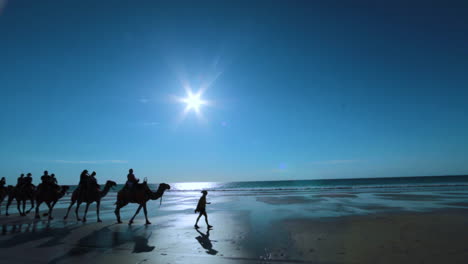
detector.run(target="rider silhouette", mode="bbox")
[51,174,58,184]
[88,171,100,190]
[0,177,5,188]
[41,171,50,184]
[79,170,89,189]
[17,173,25,187]
[126,169,139,189]
[23,173,34,190]
[49,173,60,191]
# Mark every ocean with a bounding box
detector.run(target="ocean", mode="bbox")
[167,175,468,192]
[79,175,468,194]
[49,175,468,219]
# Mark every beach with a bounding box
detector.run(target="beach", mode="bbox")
[1,180,468,264]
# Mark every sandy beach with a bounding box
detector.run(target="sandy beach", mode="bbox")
[1,187,468,264]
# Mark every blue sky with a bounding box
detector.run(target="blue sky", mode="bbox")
[1,0,467,185]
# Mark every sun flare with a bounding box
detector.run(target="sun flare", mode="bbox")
[181,90,206,113]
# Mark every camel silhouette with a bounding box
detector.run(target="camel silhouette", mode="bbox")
[6,185,35,216]
[34,185,69,220]
[114,182,171,225]
[63,180,117,222]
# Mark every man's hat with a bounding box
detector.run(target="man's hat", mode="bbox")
[27,173,32,176]
[201,190,208,195]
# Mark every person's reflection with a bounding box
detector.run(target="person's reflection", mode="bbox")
[195,228,218,255]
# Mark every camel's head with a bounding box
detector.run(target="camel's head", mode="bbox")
[106,180,117,189]
[159,183,171,191]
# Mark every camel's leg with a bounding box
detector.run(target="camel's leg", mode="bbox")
[22,200,26,215]
[6,195,14,216]
[64,200,76,220]
[17,200,23,216]
[143,203,151,225]
[75,201,82,221]
[114,201,127,224]
[96,200,102,222]
[82,203,90,222]
[46,202,54,220]
[129,205,142,225]
[26,198,34,214]
[35,201,41,219]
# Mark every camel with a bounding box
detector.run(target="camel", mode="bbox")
[114,182,171,225]
[34,185,69,220]
[63,180,117,222]
[6,185,35,216]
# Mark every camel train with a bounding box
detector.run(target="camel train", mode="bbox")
[0,170,171,225]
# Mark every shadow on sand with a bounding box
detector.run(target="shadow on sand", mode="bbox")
[49,225,155,263]
[195,228,218,255]
[0,222,80,248]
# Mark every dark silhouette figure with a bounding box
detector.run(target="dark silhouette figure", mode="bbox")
[63,180,116,222]
[6,173,35,216]
[88,171,99,190]
[0,177,5,188]
[195,228,218,255]
[40,170,50,184]
[51,173,58,184]
[24,172,33,186]
[195,190,213,229]
[78,170,89,190]
[126,168,139,189]
[16,173,24,186]
[39,171,59,194]
[34,184,69,220]
[114,181,171,225]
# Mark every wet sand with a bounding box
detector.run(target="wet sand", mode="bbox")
[0,189,467,263]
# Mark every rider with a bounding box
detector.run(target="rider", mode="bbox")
[88,171,100,190]
[126,169,139,189]
[41,170,51,184]
[79,170,89,189]
[23,173,34,190]
[17,173,25,187]
[0,177,5,188]
[49,173,60,191]
[51,173,58,185]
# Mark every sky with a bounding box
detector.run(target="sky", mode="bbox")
[0,0,467,185]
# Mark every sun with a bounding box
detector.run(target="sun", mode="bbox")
[181,90,206,113]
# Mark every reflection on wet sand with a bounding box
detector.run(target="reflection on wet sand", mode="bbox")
[0,188,467,263]
[0,222,79,248]
[49,225,155,263]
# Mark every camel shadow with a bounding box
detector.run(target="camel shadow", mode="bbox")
[49,225,155,263]
[0,222,79,248]
[195,228,218,255]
